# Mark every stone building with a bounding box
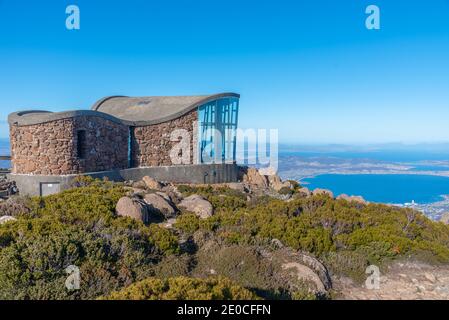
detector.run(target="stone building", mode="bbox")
[7,93,240,196]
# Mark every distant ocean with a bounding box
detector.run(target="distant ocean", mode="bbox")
[279,147,449,205]
[302,174,449,204]
[0,139,10,169]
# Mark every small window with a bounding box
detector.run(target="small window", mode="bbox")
[77,130,87,159]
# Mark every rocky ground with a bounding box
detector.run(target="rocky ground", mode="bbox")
[334,261,449,300]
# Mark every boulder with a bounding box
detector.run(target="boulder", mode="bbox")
[131,180,147,190]
[163,185,184,201]
[336,194,367,204]
[312,188,334,198]
[281,262,327,293]
[0,215,17,225]
[225,182,247,193]
[144,193,176,219]
[159,218,177,229]
[258,167,277,176]
[244,167,293,192]
[115,197,149,224]
[269,248,332,295]
[178,194,213,219]
[156,192,172,202]
[124,186,146,197]
[267,174,284,191]
[242,168,269,189]
[440,212,449,225]
[297,187,312,197]
[142,176,163,190]
[271,238,284,249]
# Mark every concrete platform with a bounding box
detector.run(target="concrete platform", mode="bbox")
[7,163,240,196]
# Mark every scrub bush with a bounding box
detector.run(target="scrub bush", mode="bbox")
[0,178,179,300]
[102,276,259,300]
[191,195,449,279]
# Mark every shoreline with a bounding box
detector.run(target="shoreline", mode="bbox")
[291,170,449,181]
[290,173,449,221]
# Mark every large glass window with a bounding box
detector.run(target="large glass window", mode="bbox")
[198,97,239,164]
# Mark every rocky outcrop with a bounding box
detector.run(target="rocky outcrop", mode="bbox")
[163,185,184,202]
[144,193,176,219]
[267,248,332,295]
[124,186,147,197]
[297,187,313,197]
[242,168,269,190]
[178,195,213,219]
[131,180,147,190]
[155,192,172,202]
[115,197,149,224]
[242,167,293,193]
[312,188,334,198]
[0,215,17,225]
[335,261,449,300]
[224,182,247,193]
[142,176,163,190]
[337,194,367,204]
[267,175,292,192]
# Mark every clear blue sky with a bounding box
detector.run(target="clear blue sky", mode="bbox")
[0,0,448,143]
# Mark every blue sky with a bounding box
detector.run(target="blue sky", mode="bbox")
[0,0,448,143]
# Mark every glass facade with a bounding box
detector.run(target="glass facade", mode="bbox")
[198,97,239,164]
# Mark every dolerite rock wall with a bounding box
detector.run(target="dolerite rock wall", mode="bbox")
[131,110,197,167]
[10,116,129,175]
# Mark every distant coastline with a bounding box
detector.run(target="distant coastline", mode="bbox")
[299,173,449,220]
[296,169,449,181]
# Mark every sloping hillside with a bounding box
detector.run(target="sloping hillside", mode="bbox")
[1,172,449,300]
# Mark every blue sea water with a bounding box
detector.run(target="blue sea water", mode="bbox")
[302,174,449,204]
[0,139,10,169]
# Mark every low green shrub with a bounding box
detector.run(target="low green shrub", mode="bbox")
[174,213,201,234]
[189,195,449,280]
[102,276,259,300]
[0,178,180,300]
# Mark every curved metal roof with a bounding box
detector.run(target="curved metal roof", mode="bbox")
[91,93,240,126]
[8,93,240,127]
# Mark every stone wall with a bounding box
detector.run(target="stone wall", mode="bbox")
[131,110,198,167]
[10,116,129,175]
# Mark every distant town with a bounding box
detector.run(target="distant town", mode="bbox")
[399,196,449,221]
[278,152,449,220]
